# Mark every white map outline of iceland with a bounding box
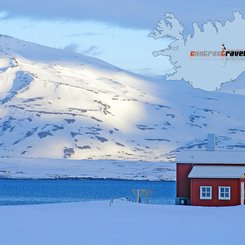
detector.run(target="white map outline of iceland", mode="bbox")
[150,12,245,91]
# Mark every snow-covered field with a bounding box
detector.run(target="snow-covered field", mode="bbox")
[0,158,176,181]
[0,200,244,245]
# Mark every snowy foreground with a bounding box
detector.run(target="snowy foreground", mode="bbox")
[0,158,176,181]
[0,200,244,245]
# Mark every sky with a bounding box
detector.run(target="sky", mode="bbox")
[0,1,244,89]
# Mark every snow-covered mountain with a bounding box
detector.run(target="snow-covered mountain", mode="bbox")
[1,34,245,161]
[219,72,245,95]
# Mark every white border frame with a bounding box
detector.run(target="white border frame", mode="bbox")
[218,186,231,200]
[200,186,212,200]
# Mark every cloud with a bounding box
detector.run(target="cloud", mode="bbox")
[0,0,244,30]
[82,45,103,56]
[63,43,103,56]
[0,11,8,19]
[65,32,103,38]
[131,67,156,76]
[63,43,79,52]
[150,12,245,91]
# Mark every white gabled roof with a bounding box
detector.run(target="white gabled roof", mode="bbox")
[188,166,245,179]
[176,150,245,164]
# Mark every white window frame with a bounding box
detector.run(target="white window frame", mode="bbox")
[200,186,212,200]
[218,186,231,200]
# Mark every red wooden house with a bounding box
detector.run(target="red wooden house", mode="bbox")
[176,135,245,206]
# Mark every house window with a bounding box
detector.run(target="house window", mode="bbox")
[200,186,212,200]
[218,186,231,200]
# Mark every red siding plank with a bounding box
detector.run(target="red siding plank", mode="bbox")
[176,163,193,198]
[190,178,241,206]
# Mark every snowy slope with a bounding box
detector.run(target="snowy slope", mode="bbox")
[219,71,245,95]
[1,34,245,161]
[0,158,175,181]
[0,201,245,245]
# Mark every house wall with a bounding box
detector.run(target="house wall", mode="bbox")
[176,163,193,198]
[190,178,241,206]
[176,163,245,198]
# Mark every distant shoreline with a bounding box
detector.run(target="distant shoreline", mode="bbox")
[0,177,175,182]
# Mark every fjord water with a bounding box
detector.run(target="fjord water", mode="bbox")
[0,179,175,205]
